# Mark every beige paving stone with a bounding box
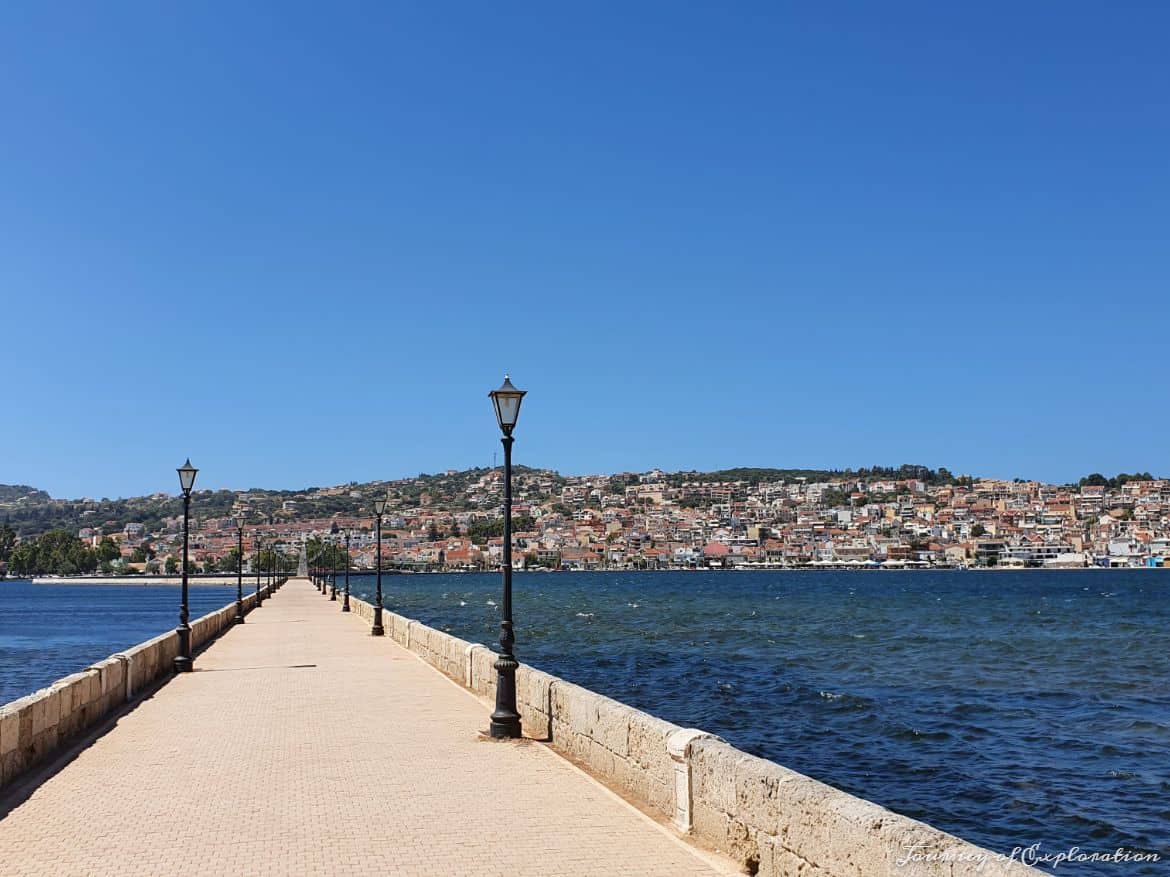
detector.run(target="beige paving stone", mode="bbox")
[0,578,736,877]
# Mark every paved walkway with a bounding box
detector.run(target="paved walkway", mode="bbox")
[0,579,735,877]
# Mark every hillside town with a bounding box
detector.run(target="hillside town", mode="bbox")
[9,467,1168,576]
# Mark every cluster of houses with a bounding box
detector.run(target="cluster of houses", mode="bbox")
[83,469,1170,573]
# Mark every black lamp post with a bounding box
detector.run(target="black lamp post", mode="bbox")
[271,540,280,596]
[314,539,322,591]
[342,530,351,612]
[234,516,246,624]
[372,497,386,636]
[174,459,198,673]
[254,534,263,606]
[329,522,339,601]
[256,540,265,608]
[488,375,526,738]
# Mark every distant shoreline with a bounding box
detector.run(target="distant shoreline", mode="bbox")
[25,575,268,587]
[7,566,1164,586]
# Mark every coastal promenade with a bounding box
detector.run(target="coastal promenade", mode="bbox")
[0,578,733,877]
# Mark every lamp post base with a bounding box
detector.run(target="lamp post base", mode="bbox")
[175,625,192,673]
[489,657,522,738]
[488,715,522,738]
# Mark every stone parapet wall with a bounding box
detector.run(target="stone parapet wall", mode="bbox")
[685,737,1036,876]
[0,584,272,795]
[342,593,1036,877]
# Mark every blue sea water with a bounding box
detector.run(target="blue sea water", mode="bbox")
[346,568,1169,875]
[0,580,241,703]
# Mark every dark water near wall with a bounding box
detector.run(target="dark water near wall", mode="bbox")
[0,580,240,703]
[348,569,1169,875]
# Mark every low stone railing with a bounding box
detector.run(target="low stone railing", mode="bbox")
[0,582,277,794]
[344,593,1036,877]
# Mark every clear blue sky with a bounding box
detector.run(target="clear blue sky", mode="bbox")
[3,2,1167,498]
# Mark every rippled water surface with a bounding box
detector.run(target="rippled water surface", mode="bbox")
[0,580,240,703]
[350,569,1169,874]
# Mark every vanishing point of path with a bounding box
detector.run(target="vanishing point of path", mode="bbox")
[0,578,735,877]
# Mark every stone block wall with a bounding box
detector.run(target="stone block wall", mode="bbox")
[685,737,1036,876]
[0,585,271,796]
[340,596,1038,877]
